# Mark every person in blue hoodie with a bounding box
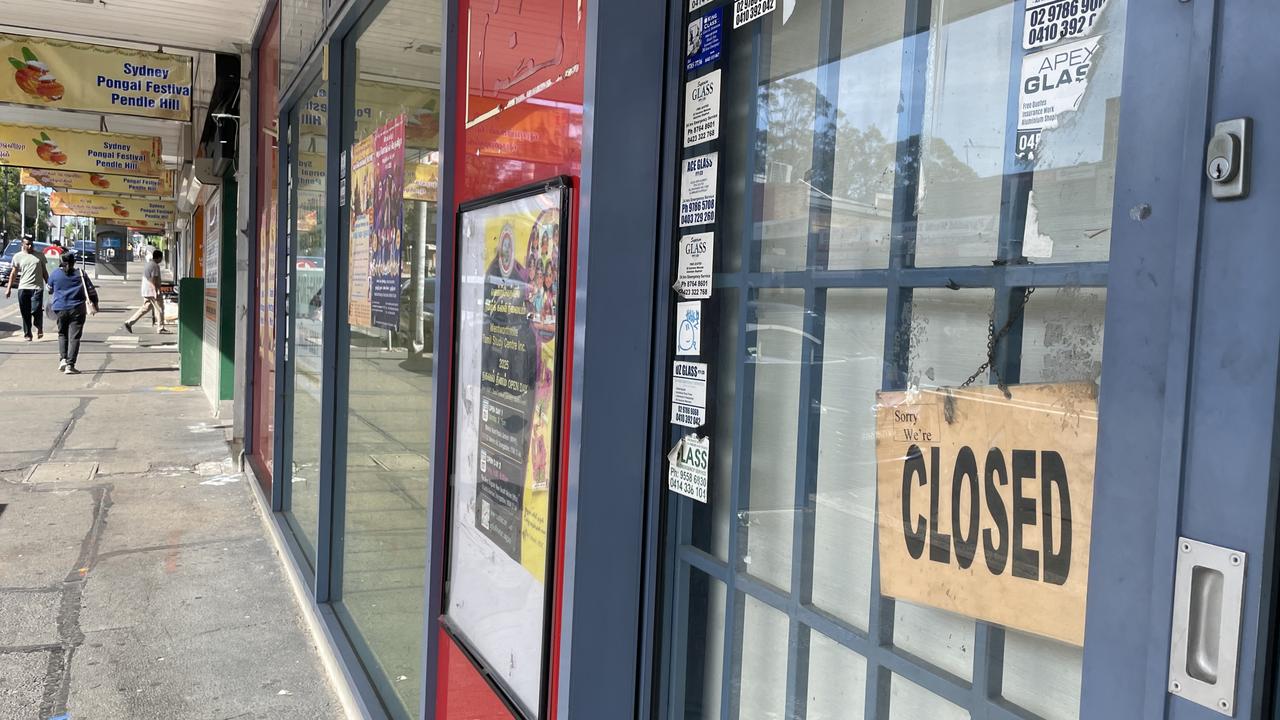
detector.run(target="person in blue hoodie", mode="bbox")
[46,252,99,375]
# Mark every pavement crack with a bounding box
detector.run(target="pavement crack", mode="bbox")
[94,535,259,562]
[39,483,112,719]
[48,396,93,461]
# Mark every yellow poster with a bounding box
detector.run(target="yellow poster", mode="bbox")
[403,159,438,202]
[21,167,173,197]
[50,191,175,224]
[466,191,563,583]
[0,124,163,177]
[0,33,192,120]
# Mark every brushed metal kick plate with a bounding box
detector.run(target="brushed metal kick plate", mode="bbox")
[1168,537,1246,716]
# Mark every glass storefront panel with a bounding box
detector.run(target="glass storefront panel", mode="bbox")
[666,0,1127,714]
[284,77,329,567]
[252,6,281,488]
[332,1,442,716]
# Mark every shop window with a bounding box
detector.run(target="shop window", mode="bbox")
[663,0,1124,716]
[283,76,329,568]
[329,0,443,716]
[251,4,280,487]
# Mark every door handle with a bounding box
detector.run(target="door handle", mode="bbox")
[1168,537,1246,716]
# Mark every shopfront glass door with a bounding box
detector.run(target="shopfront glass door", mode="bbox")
[658,0,1244,717]
[282,72,330,569]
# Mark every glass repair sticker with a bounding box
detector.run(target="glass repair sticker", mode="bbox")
[1024,0,1109,50]
[675,300,703,356]
[668,434,710,503]
[684,69,722,147]
[733,0,777,28]
[1017,36,1099,160]
[671,360,708,428]
[675,232,714,299]
[686,8,723,72]
[679,152,718,227]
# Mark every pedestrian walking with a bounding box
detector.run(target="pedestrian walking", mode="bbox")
[46,252,99,375]
[4,236,49,341]
[123,249,168,334]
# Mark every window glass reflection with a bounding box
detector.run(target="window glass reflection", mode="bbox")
[333,1,441,715]
[285,78,328,567]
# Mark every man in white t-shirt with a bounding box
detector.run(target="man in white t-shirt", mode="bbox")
[4,236,49,340]
[123,249,169,334]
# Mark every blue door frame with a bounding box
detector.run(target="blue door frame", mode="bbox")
[1084,0,1280,717]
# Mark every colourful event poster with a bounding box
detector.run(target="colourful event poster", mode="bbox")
[446,179,568,717]
[472,190,562,579]
[369,115,405,331]
[346,133,374,328]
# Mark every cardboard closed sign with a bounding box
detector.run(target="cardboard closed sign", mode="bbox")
[875,383,1097,646]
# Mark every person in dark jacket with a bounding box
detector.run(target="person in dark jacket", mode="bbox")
[46,252,99,375]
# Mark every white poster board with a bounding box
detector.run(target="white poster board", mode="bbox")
[446,180,568,718]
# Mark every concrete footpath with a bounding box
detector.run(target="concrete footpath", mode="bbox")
[0,279,343,719]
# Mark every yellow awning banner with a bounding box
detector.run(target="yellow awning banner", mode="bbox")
[0,124,163,177]
[21,168,173,197]
[0,33,192,121]
[50,191,175,224]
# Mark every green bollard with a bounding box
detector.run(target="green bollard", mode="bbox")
[178,277,203,386]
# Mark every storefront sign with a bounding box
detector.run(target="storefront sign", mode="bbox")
[668,434,710,503]
[684,69,722,147]
[0,124,163,177]
[733,0,778,28]
[675,300,703,356]
[676,232,714,299]
[49,191,175,224]
[671,360,708,428]
[1016,36,1098,161]
[875,383,1098,645]
[346,115,406,330]
[0,33,192,120]
[679,152,718,227]
[20,168,173,197]
[686,9,723,72]
[447,180,569,718]
[1023,0,1109,50]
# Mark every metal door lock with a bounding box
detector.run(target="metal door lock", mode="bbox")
[1206,118,1251,199]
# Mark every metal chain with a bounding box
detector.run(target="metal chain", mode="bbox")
[959,286,1036,396]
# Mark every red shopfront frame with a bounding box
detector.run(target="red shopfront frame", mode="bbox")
[434,0,585,717]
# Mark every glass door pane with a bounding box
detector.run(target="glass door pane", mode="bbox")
[331,0,443,715]
[284,76,329,567]
[663,0,1127,715]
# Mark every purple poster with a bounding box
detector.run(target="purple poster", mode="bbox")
[370,115,406,330]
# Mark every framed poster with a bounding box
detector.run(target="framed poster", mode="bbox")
[443,177,570,719]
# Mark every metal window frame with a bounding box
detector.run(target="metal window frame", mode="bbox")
[648,0,1205,718]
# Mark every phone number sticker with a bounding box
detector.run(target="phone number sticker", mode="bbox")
[1024,0,1109,50]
